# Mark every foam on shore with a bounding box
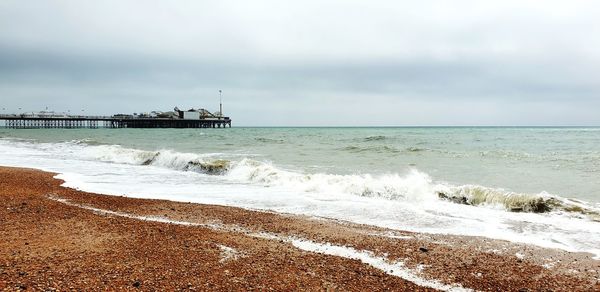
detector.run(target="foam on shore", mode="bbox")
[47,194,470,291]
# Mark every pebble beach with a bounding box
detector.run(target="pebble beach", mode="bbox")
[1,166,599,291]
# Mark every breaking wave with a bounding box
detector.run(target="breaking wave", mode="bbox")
[228,159,437,201]
[78,145,231,175]
[436,185,600,219]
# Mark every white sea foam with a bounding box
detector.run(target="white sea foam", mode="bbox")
[48,195,469,291]
[227,158,439,201]
[290,240,470,291]
[218,244,244,263]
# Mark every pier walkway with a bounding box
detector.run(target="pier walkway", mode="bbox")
[0,115,232,129]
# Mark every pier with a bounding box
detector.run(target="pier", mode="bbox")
[0,111,232,129]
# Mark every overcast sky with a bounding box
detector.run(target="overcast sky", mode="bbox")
[1,0,599,126]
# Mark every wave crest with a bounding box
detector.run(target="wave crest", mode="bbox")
[437,186,555,212]
[437,185,600,219]
[187,159,231,174]
[81,145,230,175]
[228,159,436,200]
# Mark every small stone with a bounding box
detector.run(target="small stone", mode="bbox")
[133,281,141,288]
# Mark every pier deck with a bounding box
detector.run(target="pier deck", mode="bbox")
[0,115,232,129]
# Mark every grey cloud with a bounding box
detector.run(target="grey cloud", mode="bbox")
[1,1,600,125]
[2,45,597,99]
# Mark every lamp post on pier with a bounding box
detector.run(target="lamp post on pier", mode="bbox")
[219,90,223,118]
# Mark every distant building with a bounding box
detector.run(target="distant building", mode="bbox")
[174,107,220,120]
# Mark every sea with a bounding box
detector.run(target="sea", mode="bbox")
[1,127,599,257]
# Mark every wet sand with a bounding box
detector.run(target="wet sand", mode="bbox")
[1,166,599,291]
